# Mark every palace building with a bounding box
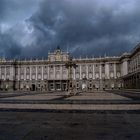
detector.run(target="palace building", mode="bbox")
[0,44,140,92]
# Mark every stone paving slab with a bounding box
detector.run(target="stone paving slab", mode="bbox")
[0,103,140,110]
[0,92,66,99]
[67,92,131,101]
[0,112,140,140]
[107,90,140,100]
[4,94,61,100]
[1,92,132,101]
[0,99,139,105]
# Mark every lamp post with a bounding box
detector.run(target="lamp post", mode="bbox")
[65,57,77,95]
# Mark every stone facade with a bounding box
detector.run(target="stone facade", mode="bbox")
[122,44,140,89]
[0,44,140,92]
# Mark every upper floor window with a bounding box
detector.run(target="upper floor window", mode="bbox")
[56,65,60,70]
[102,64,105,67]
[110,72,114,78]
[26,67,30,73]
[50,65,54,70]
[21,67,24,73]
[110,63,113,67]
[38,66,41,73]
[32,67,36,73]
[88,65,92,71]
[95,73,99,79]
[1,67,5,73]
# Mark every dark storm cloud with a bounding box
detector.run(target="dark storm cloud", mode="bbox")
[0,0,140,58]
[0,30,21,59]
[27,0,140,57]
[0,0,40,58]
[0,0,40,23]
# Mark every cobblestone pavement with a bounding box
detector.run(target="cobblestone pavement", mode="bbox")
[0,112,140,140]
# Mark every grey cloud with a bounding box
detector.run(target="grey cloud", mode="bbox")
[27,0,140,57]
[0,0,40,24]
[0,0,140,58]
[0,30,21,59]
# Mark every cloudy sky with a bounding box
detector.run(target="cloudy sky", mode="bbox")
[0,0,140,59]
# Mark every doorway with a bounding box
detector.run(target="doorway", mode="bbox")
[63,83,67,91]
[32,84,36,91]
[56,83,61,91]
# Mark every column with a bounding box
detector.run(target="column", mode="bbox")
[105,63,109,79]
[54,65,56,80]
[41,66,43,80]
[86,65,88,79]
[36,66,37,80]
[99,64,102,90]
[99,64,102,79]
[93,64,95,79]
[4,66,6,81]
[48,65,50,80]
[16,66,19,81]
[80,65,82,79]
[11,66,14,81]
[114,63,117,79]
[9,66,12,81]
[24,66,26,81]
[30,66,32,81]
[67,66,69,80]
[73,67,76,80]
[60,65,63,80]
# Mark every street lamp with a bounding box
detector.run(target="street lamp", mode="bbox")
[65,57,77,95]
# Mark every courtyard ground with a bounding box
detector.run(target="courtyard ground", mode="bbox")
[0,90,140,140]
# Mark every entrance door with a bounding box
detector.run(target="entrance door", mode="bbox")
[32,84,36,91]
[56,83,61,91]
[49,83,54,91]
[63,84,67,91]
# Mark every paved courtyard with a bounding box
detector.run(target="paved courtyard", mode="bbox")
[0,91,138,111]
[0,90,140,140]
[67,92,131,100]
[0,91,132,100]
[0,91,140,111]
[0,112,140,140]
